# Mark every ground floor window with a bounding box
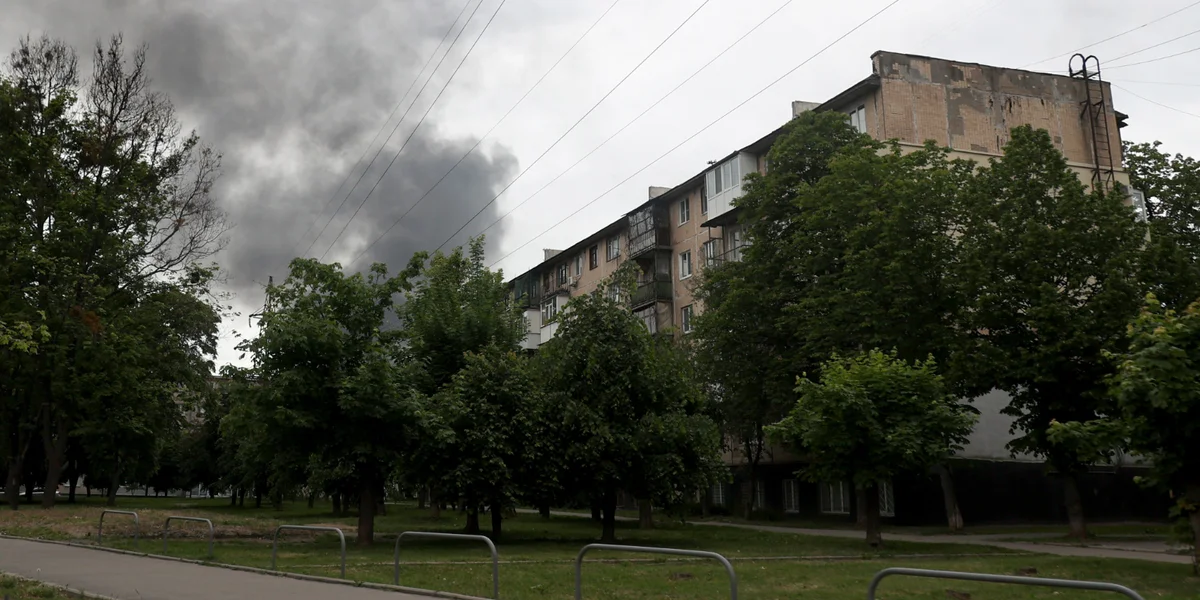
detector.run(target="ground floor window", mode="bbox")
[711,483,727,506]
[754,480,765,510]
[879,480,895,517]
[819,481,850,515]
[783,479,800,513]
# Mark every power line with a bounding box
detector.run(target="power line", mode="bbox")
[1113,79,1200,87]
[1020,0,1200,68]
[288,0,476,264]
[486,0,905,271]
[1105,27,1200,64]
[351,0,714,267]
[318,0,507,262]
[1106,43,1200,71]
[341,0,624,267]
[441,0,799,254]
[1111,82,1200,119]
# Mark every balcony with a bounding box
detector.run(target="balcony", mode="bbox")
[713,243,747,265]
[628,205,671,260]
[632,276,672,309]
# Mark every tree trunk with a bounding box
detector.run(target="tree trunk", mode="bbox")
[1184,485,1200,575]
[5,421,33,511]
[417,486,426,510]
[491,503,503,538]
[332,492,341,515]
[86,486,91,498]
[638,498,653,529]
[105,458,120,507]
[272,490,283,511]
[934,464,964,532]
[144,486,149,497]
[237,489,245,507]
[701,490,710,518]
[539,502,550,519]
[231,491,237,506]
[601,488,618,542]
[590,498,601,522]
[254,489,262,509]
[307,492,315,508]
[357,482,376,547]
[856,486,868,529]
[863,482,882,547]
[465,507,480,535]
[40,415,68,508]
[1062,474,1088,540]
[68,471,78,503]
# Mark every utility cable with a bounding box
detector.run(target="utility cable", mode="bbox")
[1106,44,1200,71]
[288,0,476,264]
[486,0,905,270]
[351,0,713,267]
[440,0,800,254]
[1020,0,1200,68]
[339,0,624,267]
[1105,27,1200,64]
[1111,82,1200,119]
[318,0,506,262]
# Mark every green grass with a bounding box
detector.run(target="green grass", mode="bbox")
[0,575,74,599]
[3,497,1196,599]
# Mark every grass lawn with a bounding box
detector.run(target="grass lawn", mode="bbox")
[0,575,75,599]
[1,496,1195,599]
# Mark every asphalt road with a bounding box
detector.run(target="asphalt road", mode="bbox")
[0,537,436,600]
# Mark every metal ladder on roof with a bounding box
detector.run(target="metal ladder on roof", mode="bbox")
[1069,54,1115,191]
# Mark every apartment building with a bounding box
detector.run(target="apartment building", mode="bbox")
[507,50,1163,524]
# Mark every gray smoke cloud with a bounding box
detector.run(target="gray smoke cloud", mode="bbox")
[2,0,518,305]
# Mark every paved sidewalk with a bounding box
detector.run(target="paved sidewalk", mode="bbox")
[521,509,1194,565]
[0,537,432,600]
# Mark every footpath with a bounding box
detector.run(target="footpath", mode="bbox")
[524,509,1194,565]
[0,537,439,600]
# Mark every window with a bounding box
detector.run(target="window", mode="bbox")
[679,251,692,280]
[540,296,558,324]
[706,156,742,197]
[574,254,583,277]
[606,235,620,261]
[589,245,599,269]
[557,264,568,286]
[636,306,657,334]
[702,240,718,267]
[679,197,690,224]
[754,480,766,511]
[847,104,866,133]
[606,283,621,303]
[700,185,708,215]
[819,481,850,515]
[681,305,694,334]
[1129,189,1148,222]
[711,483,727,506]
[878,481,895,518]
[783,479,800,513]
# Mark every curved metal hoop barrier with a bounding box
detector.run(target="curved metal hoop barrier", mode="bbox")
[98,510,140,549]
[393,531,500,598]
[866,567,1146,600]
[271,525,346,579]
[574,543,737,600]
[162,516,215,558]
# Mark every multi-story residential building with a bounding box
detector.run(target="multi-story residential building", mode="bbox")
[506,50,1162,524]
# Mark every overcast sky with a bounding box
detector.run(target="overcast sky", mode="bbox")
[4,0,1199,369]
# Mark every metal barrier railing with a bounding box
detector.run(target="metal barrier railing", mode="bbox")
[393,531,500,598]
[867,567,1146,600]
[162,516,215,558]
[98,510,140,549]
[574,543,737,600]
[271,525,347,579]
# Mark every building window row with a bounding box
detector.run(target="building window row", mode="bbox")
[606,235,621,261]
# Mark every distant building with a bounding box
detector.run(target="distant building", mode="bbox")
[507,51,1163,524]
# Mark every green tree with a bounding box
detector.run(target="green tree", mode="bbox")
[693,110,869,518]
[0,34,229,508]
[240,259,422,545]
[402,237,526,520]
[1124,141,1200,311]
[954,126,1146,538]
[1052,295,1200,571]
[434,346,539,537]
[540,267,723,541]
[768,350,975,546]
